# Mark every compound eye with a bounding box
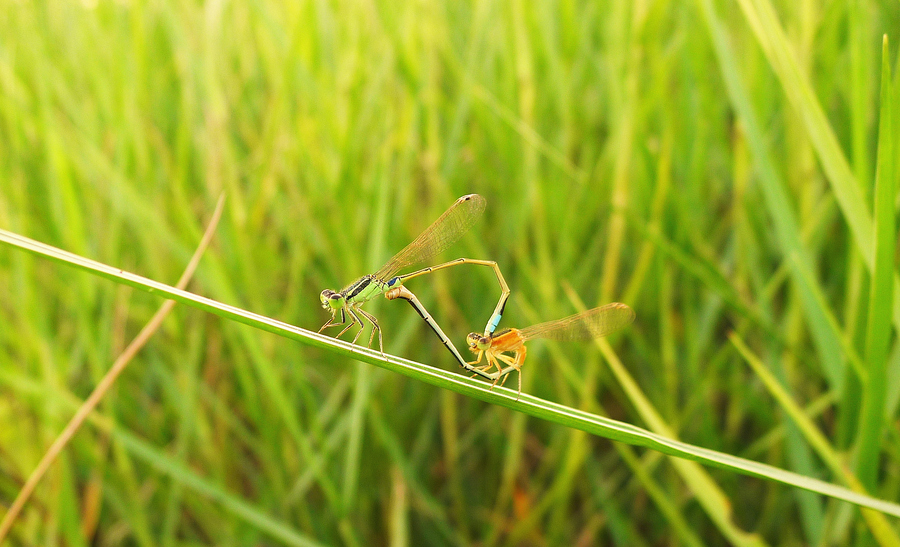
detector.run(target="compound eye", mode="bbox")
[466,333,480,348]
[320,290,343,309]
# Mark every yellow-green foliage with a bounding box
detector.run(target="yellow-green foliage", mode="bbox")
[1,0,899,545]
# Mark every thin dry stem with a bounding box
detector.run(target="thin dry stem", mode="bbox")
[0,194,226,542]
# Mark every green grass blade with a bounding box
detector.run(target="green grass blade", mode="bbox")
[731,333,900,547]
[4,229,900,520]
[112,428,325,547]
[735,0,872,261]
[734,0,900,348]
[696,0,845,393]
[0,369,324,547]
[563,286,768,546]
[856,36,896,491]
[611,444,706,547]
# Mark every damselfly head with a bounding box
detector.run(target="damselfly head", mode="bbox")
[320,290,344,310]
[466,332,491,352]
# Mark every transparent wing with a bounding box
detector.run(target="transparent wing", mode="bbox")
[374,194,486,280]
[518,303,635,342]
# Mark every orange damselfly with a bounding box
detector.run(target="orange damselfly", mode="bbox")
[466,303,635,399]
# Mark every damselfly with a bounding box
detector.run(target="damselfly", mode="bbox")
[319,194,509,353]
[466,303,635,399]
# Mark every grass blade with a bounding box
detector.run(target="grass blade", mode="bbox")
[696,0,845,392]
[734,0,900,357]
[731,333,900,547]
[0,196,225,543]
[856,36,896,491]
[735,0,872,260]
[3,229,900,520]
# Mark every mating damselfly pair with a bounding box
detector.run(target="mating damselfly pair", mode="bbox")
[318,194,634,399]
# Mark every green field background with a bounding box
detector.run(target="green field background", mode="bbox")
[2,0,900,545]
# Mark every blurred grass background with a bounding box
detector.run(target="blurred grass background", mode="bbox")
[1,0,900,545]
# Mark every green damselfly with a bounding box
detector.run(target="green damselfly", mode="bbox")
[318,194,509,358]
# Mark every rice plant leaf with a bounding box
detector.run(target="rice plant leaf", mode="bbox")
[734,0,900,347]
[3,229,900,519]
[731,333,900,547]
[0,370,323,547]
[734,0,872,261]
[696,0,845,394]
[856,35,896,491]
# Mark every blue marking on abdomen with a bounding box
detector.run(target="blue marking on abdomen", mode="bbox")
[488,313,503,332]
